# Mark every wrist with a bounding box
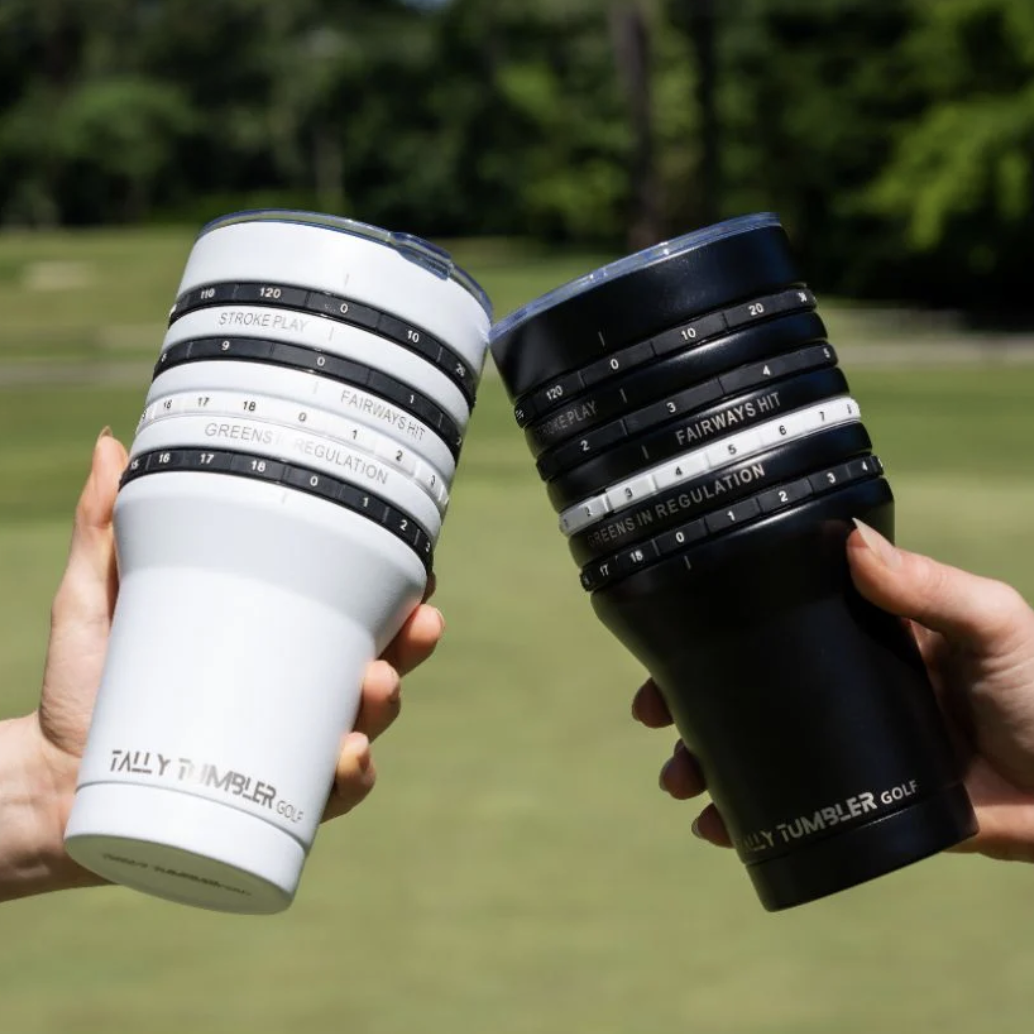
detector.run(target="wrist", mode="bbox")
[0,714,105,900]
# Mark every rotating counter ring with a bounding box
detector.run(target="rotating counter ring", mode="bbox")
[490,213,976,911]
[64,211,491,914]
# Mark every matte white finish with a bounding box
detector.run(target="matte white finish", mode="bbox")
[131,414,443,538]
[558,495,609,536]
[653,451,708,490]
[65,214,488,913]
[139,389,449,513]
[604,474,657,513]
[705,428,762,469]
[163,306,470,426]
[65,784,305,914]
[176,220,490,372]
[558,396,861,536]
[147,362,456,479]
[66,473,427,910]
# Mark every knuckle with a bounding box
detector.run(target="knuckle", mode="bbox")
[983,581,1033,642]
[988,581,1028,618]
[909,554,949,609]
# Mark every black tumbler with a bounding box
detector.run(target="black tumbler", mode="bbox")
[489,213,977,910]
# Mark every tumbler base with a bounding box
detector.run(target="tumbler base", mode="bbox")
[747,783,977,911]
[64,782,306,914]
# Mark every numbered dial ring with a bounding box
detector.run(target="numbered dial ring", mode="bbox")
[170,280,478,407]
[568,422,873,565]
[578,454,885,592]
[121,448,435,570]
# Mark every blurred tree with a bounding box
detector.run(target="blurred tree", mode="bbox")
[1,0,1034,310]
[866,0,1034,306]
[442,0,633,241]
[717,0,920,296]
[610,0,662,249]
[669,0,720,228]
[53,77,194,220]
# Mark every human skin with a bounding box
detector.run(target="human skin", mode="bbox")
[633,520,1034,863]
[0,430,446,901]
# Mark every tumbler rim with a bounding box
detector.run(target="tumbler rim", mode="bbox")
[196,209,493,318]
[490,212,781,343]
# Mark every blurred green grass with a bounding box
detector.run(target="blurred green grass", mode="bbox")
[0,230,614,365]
[0,228,959,369]
[0,231,1033,1034]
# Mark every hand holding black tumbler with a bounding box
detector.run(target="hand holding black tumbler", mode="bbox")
[490,214,977,910]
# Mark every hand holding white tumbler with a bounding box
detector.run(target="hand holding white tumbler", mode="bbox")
[63,212,491,914]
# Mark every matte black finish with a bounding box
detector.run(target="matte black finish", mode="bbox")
[546,365,849,509]
[536,342,838,481]
[568,423,873,564]
[591,481,975,908]
[524,312,829,453]
[517,289,819,431]
[576,454,884,593]
[493,223,801,398]
[489,212,977,910]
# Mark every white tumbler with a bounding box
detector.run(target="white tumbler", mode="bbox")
[63,212,491,914]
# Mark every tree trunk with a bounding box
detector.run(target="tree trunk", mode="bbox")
[610,1,662,251]
[686,0,720,227]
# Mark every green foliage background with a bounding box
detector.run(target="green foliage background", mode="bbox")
[3,0,1034,309]
[2,0,1034,1018]
[0,224,1032,1029]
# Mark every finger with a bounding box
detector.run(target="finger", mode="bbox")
[380,604,444,675]
[848,521,1032,652]
[353,660,402,742]
[947,758,1034,862]
[659,741,707,799]
[321,732,377,822]
[908,619,941,665]
[631,678,674,728]
[691,803,734,848]
[53,430,129,626]
[72,429,127,545]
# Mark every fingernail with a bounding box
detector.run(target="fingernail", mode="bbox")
[691,817,704,839]
[433,607,446,634]
[97,426,113,442]
[387,670,402,704]
[852,518,902,570]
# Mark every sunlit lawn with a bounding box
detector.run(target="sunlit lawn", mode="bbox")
[0,229,1032,1033]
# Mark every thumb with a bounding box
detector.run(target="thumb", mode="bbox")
[53,430,129,626]
[847,519,1026,653]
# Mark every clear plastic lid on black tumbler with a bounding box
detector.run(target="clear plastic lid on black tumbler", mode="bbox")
[490,214,976,911]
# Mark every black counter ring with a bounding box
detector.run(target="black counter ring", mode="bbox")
[515,285,817,426]
[578,455,884,592]
[493,222,802,399]
[569,423,873,565]
[168,280,477,407]
[547,365,851,510]
[536,342,838,482]
[120,447,434,571]
[155,335,463,459]
[524,311,829,454]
